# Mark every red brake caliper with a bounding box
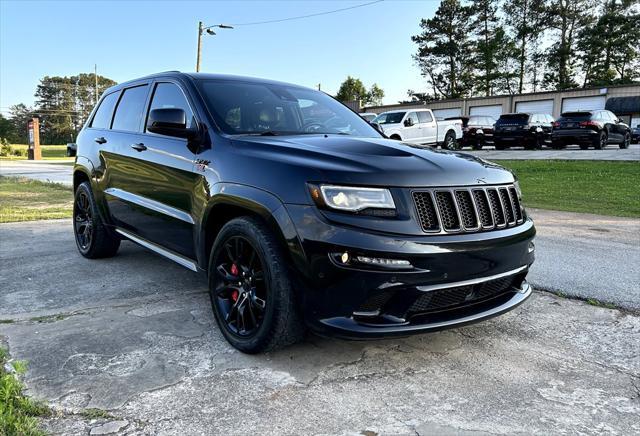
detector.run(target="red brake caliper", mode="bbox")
[230,264,239,301]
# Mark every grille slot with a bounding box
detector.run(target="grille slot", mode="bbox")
[409,274,522,314]
[455,190,478,229]
[473,190,493,227]
[509,187,523,222]
[413,184,524,234]
[499,188,515,224]
[487,189,506,226]
[413,192,439,231]
[435,191,460,231]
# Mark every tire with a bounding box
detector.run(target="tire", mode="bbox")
[73,181,120,259]
[620,133,630,149]
[494,142,507,150]
[551,140,565,150]
[594,131,607,149]
[442,131,458,150]
[579,143,590,150]
[390,134,402,141]
[208,216,304,353]
[472,141,484,150]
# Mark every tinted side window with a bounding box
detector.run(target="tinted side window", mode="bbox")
[417,111,433,123]
[90,91,119,129]
[112,85,149,132]
[147,83,195,130]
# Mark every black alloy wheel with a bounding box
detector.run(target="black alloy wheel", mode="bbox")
[208,217,304,353]
[213,236,267,337]
[595,131,607,149]
[620,133,630,149]
[73,181,120,258]
[74,190,93,251]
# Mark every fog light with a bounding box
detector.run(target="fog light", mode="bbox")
[528,241,535,253]
[356,256,412,268]
[341,252,350,263]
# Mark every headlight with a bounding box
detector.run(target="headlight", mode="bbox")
[309,184,395,212]
[514,180,522,199]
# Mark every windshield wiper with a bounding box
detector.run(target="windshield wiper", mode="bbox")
[258,131,279,136]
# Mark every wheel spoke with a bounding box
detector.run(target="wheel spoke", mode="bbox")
[217,264,237,282]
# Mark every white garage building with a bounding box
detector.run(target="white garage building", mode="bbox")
[362,84,640,125]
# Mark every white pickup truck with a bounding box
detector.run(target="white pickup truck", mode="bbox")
[372,109,463,149]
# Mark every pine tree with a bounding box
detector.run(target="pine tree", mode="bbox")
[411,0,474,99]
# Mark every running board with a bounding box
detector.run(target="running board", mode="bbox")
[115,228,198,272]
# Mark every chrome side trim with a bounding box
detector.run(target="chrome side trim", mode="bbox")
[105,188,194,224]
[416,265,528,293]
[115,228,198,272]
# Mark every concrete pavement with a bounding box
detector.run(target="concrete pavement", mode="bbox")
[0,160,73,186]
[1,216,639,434]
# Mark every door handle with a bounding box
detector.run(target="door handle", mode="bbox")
[131,143,147,152]
[94,137,107,144]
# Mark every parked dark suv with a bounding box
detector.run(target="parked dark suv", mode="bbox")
[72,72,535,353]
[552,110,631,149]
[493,113,554,150]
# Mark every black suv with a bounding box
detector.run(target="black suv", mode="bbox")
[72,72,535,353]
[493,113,554,150]
[552,110,631,149]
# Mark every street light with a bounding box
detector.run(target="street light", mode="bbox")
[196,21,234,72]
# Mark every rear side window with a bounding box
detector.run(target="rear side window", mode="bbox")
[90,92,119,129]
[112,85,149,132]
[417,111,433,123]
[147,82,195,130]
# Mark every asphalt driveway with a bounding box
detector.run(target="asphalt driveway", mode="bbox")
[0,215,639,435]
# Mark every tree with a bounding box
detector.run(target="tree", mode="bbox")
[335,77,385,105]
[33,73,116,144]
[335,76,368,103]
[504,0,546,93]
[577,0,640,86]
[544,0,594,90]
[7,104,33,144]
[469,0,518,95]
[412,0,474,99]
[0,114,15,141]
[367,84,385,106]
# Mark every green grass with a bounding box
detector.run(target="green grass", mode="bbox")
[0,348,50,436]
[0,144,72,161]
[499,160,640,217]
[0,176,73,223]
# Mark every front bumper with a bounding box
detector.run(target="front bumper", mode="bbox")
[285,204,535,338]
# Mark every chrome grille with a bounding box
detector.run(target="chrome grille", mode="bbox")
[413,184,524,234]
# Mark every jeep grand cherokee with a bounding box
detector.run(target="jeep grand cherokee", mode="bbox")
[72,72,536,353]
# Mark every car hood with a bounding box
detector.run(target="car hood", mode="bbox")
[231,134,514,187]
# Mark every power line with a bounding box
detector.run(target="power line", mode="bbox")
[229,0,384,26]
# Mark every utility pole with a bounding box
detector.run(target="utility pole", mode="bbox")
[94,64,98,103]
[196,21,234,72]
[196,21,203,72]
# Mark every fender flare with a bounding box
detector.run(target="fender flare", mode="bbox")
[197,183,307,275]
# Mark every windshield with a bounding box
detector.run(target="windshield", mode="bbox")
[374,112,406,124]
[197,80,381,138]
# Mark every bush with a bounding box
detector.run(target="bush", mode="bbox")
[0,140,28,158]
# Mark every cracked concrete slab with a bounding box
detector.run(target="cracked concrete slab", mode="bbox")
[1,220,639,435]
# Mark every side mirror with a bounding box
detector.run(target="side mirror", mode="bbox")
[66,143,77,157]
[404,118,414,127]
[147,108,197,139]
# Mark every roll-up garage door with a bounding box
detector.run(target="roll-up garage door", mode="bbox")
[515,99,554,115]
[469,104,503,119]
[561,96,606,113]
[432,108,462,120]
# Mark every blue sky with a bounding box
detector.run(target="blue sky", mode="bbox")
[0,0,439,113]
